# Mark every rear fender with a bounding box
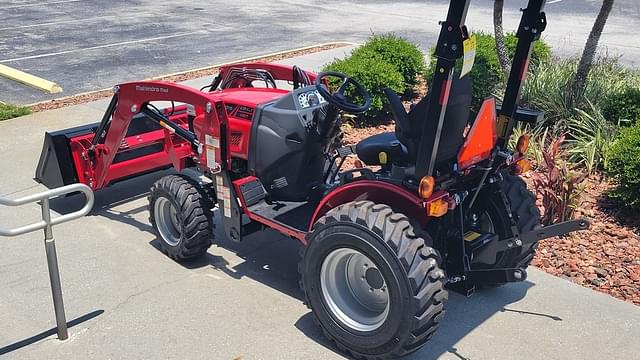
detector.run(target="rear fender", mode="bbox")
[308,180,427,231]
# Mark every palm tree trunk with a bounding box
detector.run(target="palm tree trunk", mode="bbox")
[572,0,615,96]
[494,0,511,76]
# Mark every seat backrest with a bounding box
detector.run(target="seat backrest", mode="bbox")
[403,76,473,165]
[383,88,411,139]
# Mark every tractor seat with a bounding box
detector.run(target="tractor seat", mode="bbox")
[356,76,473,168]
[355,132,408,166]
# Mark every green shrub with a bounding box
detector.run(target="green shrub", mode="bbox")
[605,123,640,209]
[323,52,405,123]
[353,33,426,92]
[425,32,551,109]
[0,103,31,121]
[602,85,640,125]
[504,33,552,65]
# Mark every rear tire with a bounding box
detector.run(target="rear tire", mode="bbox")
[469,172,541,285]
[300,201,447,359]
[149,174,214,261]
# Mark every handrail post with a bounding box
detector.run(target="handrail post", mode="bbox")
[1,183,93,342]
[41,197,68,340]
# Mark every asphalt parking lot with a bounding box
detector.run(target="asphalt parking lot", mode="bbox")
[1,0,639,105]
[1,48,639,360]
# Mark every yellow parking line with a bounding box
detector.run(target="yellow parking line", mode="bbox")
[0,64,63,94]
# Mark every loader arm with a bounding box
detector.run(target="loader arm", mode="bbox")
[90,81,224,190]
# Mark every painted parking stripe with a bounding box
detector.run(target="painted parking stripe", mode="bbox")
[0,64,63,94]
[0,15,135,31]
[2,0,83,10]
[0,30,207,64]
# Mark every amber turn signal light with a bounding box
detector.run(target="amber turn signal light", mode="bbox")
[513,158,533,175]
[419,176,435,199]
[427,199,449,217]
[516,134,530,155]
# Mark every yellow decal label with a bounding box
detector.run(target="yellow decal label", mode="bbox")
[464,231,482,242]
[378,152,388,165]
[497,114,510,138]
[460,34,477,79]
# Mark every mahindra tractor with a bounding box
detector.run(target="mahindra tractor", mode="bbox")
[34,0,589,358]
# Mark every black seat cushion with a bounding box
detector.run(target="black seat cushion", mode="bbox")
[355,132,408,166]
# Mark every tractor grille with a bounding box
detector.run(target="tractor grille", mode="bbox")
[230,132,242,147]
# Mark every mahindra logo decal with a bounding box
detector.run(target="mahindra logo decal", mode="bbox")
[135,85,169,93]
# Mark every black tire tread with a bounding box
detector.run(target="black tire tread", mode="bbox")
[149,174,214,261]
[501,172,541,268]
[300,201,448,359]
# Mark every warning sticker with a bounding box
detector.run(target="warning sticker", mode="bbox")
[460,34,477,79]
[497,114,510,138]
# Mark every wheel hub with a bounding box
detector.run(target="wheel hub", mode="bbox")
[154,197,182,247]
[320,248,390,332]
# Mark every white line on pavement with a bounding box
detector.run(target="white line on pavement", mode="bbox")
[0,15,135,31]
[0,31,208,63]
[2,0,83,10]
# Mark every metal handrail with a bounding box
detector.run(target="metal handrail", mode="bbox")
[0,183,94,237]
[0,183,95,341]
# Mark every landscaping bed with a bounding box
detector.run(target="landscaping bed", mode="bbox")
[341,124,640,306]
[529,174,640,305]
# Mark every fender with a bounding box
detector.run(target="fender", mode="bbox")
[308,180,427,232]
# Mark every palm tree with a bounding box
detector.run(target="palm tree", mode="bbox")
[572,0,615,95]
[493,0,510,76]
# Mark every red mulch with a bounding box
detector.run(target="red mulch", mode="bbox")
[526,173,640,306]
[341,125,640,306]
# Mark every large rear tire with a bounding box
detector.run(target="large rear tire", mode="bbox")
[300,201,447,359]
[148,174,214,261]
[469,172,541,285]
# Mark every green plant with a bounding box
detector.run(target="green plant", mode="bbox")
[323,53,405,124]
[504,32,552,65]
[602,85,640,125]
[510,123,550,165]
[565,101,619,173]
[521,57,634,124]
[532,135,588,225]
[425,32,551,109]
[0,102,31,121]
[354,33,426,92]
[605,123,640,209]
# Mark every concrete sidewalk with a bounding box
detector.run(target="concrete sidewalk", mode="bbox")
[1,46,639,360]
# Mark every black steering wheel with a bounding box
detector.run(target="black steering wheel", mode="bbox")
[315,71,371,114]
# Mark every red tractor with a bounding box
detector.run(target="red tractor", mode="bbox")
[35,0,588,358]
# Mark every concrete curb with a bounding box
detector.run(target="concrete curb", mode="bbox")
[27,41,358,108]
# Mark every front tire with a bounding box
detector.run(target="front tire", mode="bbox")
[300,201,447,359]
[148,174,214,261]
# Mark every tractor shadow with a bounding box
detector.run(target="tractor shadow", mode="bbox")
[178,213,551,360]
[49,169,174,232]
[49,174,558,360]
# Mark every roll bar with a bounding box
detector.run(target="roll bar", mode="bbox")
[415,0,548,178]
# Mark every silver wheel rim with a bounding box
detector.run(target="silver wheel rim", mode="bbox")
[154,197,182,247]
[320,248,390,332]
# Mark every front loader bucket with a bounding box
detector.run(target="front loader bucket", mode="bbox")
[36,107,193,191]
[35,123,99,189]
